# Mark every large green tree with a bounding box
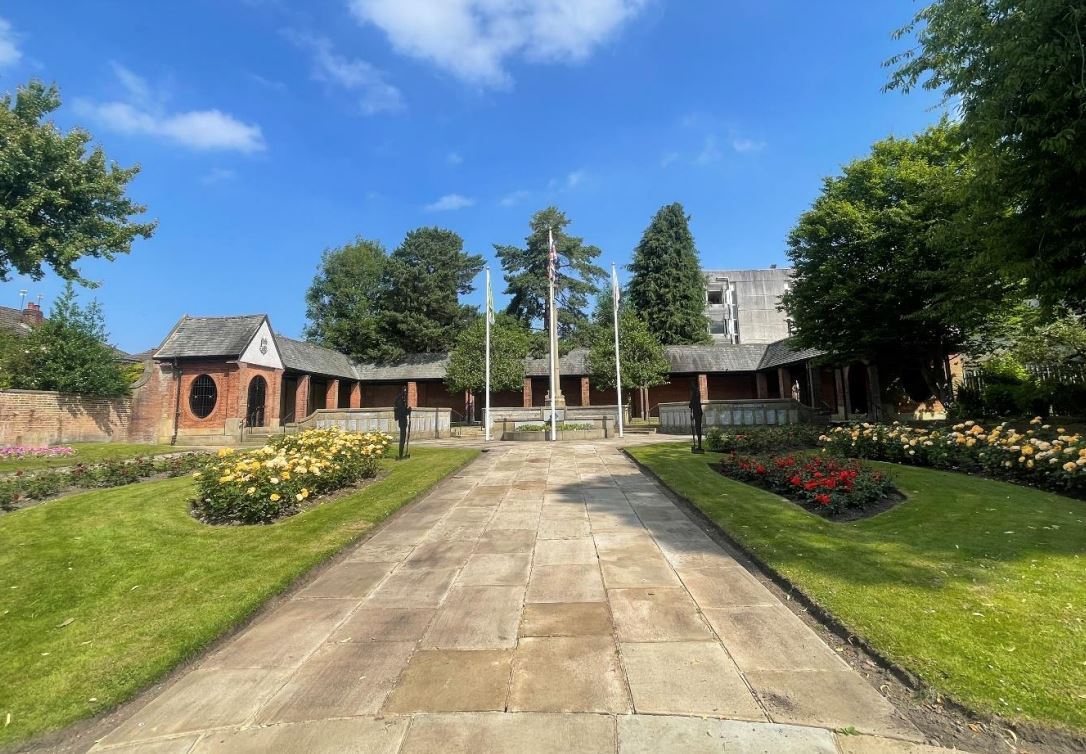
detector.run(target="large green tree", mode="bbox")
[495,207,605,341]
[444,313,531,394]
[627,202,709,345]
[11,283,130,395]
[0,81,156,284]
[303,236,387,359]
[377,227,483,359]
[887,0,1086,311]
[586,307,670,416]
[780,122,1005,406]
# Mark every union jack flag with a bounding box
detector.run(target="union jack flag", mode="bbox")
[547,226,557,283]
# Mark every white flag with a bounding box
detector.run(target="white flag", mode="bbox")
[612,265,621,306]
[486,274,495,324]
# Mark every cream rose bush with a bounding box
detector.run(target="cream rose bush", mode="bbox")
[819,419,1086,497]
[193,427,391,524]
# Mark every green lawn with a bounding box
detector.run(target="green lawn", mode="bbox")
[0,443,180,473]
[0,446,477,746]
[628,443,1086,733]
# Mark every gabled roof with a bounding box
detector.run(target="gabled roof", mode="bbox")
[276,335,363,380]
[757,338,825,370]
[154,315,266,359]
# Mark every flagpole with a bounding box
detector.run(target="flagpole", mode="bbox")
[484,267,491,443]
[612,263,624,438]
[548,226,558,442]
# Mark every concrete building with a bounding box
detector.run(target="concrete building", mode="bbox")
[704,267,793,344]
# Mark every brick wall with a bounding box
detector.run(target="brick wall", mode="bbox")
[0,390,132,446]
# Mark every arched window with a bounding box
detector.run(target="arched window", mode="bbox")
[189,375,218,419]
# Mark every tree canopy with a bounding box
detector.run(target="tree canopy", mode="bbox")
[304,236,387,360]
[627,202,709,345]
[887,0,1086,311]
[377,227,483,359]
[7,283,131,395]
[587,307,670,393]
[0,80,156,285]
[780,122,1005,403]
[444,313,531,394]
[495,207,605,341]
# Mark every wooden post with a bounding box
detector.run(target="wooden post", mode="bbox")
[755,372,769,399]
[866,362,883,421]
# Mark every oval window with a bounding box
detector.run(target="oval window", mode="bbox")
[189,374,218,419]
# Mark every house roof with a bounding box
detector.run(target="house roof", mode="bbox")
[0,306,34,337]
[154,315,266,359]
[757,338,825,370]
[525,349,590,377]
[277,335,365,380]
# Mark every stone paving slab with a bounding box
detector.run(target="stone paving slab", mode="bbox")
[384,650,512,713]
[92,437,934,753]
[399,713,615,754]
[618,715,839,754]
[191,717,408,753]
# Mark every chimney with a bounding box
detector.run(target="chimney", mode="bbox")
[22,302,43,326]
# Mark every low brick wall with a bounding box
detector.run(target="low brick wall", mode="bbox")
[658,399,815,434]
[0,389,132,446]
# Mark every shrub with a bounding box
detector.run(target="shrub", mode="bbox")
[704,424,824,454]
[515,422,594,432]
[819,420,1086,497]
[718,453,894,515]
[193,428,391,525]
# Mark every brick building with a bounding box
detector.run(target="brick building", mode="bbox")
[123,312,858,445]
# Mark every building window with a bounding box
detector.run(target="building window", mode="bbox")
[707,290,723,305]
[189,374,218,419]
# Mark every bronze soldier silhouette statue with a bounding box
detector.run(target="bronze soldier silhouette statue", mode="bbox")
[394,386,412,459]
[689,381,704,454]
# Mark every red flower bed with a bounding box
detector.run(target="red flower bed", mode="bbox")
[718,453,895,515]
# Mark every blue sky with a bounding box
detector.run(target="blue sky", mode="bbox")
[0,1,945,353]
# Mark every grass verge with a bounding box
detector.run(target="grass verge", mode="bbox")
[628,443,1085,734]
[0,443,180,474]
[0,445,477,746]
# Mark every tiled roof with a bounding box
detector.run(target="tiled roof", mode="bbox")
[154,315,266,359]
[0,306,34,337]
[355,352,450,381]
[664,344,767,373]
[757,338,825,370]
[525,349,589,377]
[277,335,365,380]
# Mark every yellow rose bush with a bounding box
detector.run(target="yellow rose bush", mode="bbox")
[193,427,391,524]
[819,419,1086,497]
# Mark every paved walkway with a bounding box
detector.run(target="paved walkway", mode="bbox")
[91,439,965,753]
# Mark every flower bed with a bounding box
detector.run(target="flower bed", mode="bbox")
[818,419,1086,497]
[515,422,594,432]
[717,453,896,516]
[0,453,207,511]
[0,446,74,460]
[193,428,391,524]
[704,424,824,453]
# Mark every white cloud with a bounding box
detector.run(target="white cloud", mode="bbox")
[565,169,587,188]
[731,137,766,153]
[0,17,22,68]
[499,189,529,207]
[76,66,266,153]
[425,193,475,211]
[249,72,287,91]
[287,31,404,115]
[446,151,463,165]
[348,0,649,88]
[660,151,679,168]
